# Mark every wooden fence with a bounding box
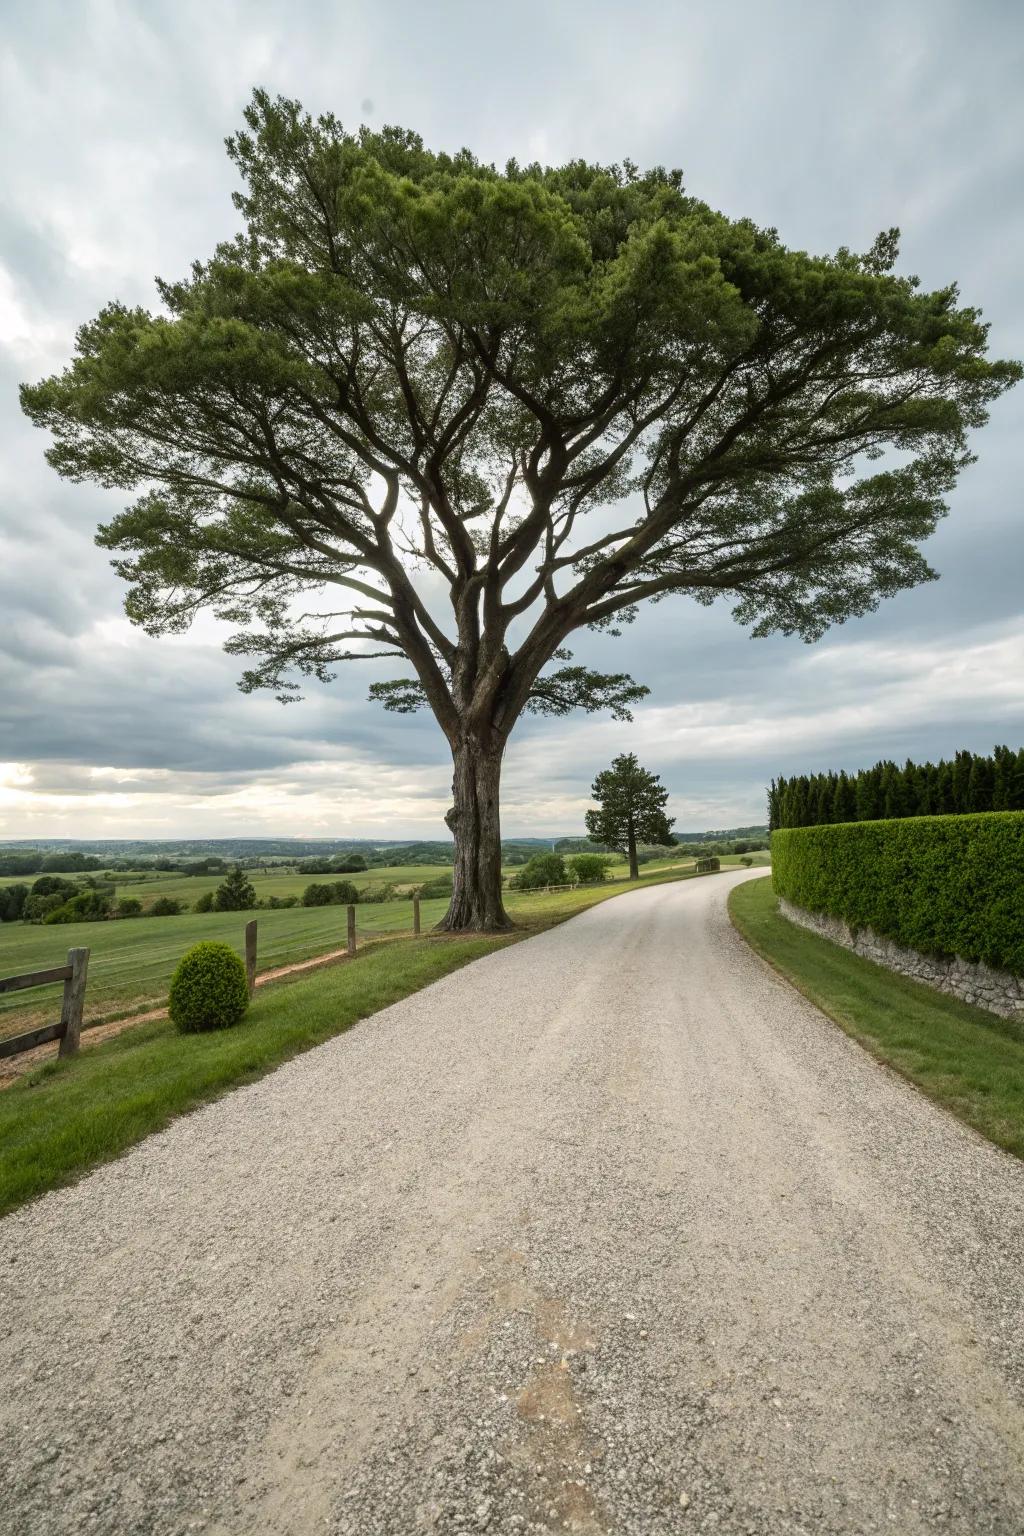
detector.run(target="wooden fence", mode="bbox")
[0,948,90,1061]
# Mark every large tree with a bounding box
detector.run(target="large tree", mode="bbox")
[585,753,674,879]
[21,92,1019,930]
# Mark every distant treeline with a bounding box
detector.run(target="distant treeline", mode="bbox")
[769,745,1024,830]
[0,850,104,877]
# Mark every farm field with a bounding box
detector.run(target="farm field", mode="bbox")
[0,859,741,1041]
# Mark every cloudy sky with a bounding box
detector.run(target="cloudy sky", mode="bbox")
[1,0,1022,841]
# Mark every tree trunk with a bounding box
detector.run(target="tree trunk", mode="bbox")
[438,735,513,932]
[627,820,639,881]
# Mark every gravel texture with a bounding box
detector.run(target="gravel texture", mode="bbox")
[2,868,1023,1535]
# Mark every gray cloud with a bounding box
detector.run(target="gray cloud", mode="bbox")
[1,0,1021,837]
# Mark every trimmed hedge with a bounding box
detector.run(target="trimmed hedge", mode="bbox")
[168,941,250,1033]
[771,811,1024,975]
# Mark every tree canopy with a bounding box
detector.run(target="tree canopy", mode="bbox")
[21,89,1020,929]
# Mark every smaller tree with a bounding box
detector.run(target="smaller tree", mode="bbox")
[585,754,675,880]
[214,866,257,911]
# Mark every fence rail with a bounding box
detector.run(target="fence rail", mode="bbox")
[0,948,90,1061]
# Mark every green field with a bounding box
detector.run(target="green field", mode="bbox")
[0,896,446,1038]
[0,857,746,1040]
[729,877,1024,1159]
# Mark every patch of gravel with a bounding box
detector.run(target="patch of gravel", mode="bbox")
[2,869,1023,1535]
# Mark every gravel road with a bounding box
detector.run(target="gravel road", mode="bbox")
[2,869,1023,1536]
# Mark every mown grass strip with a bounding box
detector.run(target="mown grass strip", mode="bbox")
[729,876,1024,1159]
[0,865,713,1217]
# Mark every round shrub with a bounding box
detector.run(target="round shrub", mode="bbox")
[168,941,250,1034]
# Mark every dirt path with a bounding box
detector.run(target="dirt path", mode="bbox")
[2,870,1023,1534]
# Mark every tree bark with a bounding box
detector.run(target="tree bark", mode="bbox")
[627,820,639,881]
[438,734,513,931]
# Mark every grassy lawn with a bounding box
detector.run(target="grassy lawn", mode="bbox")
[729,876,1024,1159]
[0,863,715,1215]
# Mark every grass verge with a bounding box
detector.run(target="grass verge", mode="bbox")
[729,876,1024,1159]
[0,865,714,1217]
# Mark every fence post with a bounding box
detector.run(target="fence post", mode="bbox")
[347,904,357,956]
[58,947,89,1058]
[413,894,421,936]
[245,919,258,997]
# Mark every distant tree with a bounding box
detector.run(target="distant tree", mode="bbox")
[150,897,185,916]
[832,772,857,823]
[0,853,42,876]
[213,867,257,911]
[586,753,674,879]
[193,890,215,913]
[301,880,359,907]
[22,91,1017,932]
[966,755,994,813]
[0,884,29,923]
[116,897,143,918]
[40,852,102,873]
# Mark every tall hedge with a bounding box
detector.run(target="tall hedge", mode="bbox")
[771,811,1024,974]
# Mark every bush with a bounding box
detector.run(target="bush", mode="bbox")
[567,853,611,884]
[42,888,113,924]
[357,882,395,903]
[193,891,215,913]
[508,852,567,891]
[739,855,754,868]
[417,875,453,900]
[771,812,1024,974]
[695,856,720,873]
[266,894,298,909]
[302,880,359,907]
[168,941,250,1033]
[117,897,143,917]
[150,897,184,917]
[213,867,257,911]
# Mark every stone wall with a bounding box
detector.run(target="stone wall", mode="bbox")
[778,898,1024,1022]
